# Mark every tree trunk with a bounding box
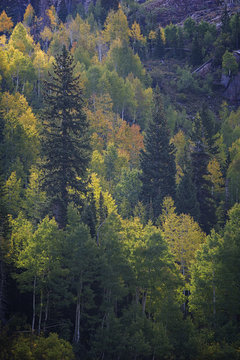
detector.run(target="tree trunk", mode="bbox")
[73,274,83,343]
[142,291,147,314]
[212,269,216,326]
[225,177,229,210]
[0,258,6,324]
[16,70,19,93]
[136,287,139,305]
[43,291,49,333]
[32,276,37,333]
[38,290,43,335]
[73,296,81,343]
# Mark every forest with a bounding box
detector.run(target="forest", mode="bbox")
[1,0,240,359]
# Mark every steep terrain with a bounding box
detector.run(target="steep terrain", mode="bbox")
[139,0,240,26]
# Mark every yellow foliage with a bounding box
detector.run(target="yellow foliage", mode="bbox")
[160,27,166,45]
[23,4,34,27]
[148,30,156,40]
[90,173,117,216]
[161,197,205,276]
[206,158,224,194]
[170,130,189,184]
[103,8,129,44]
[1,92,38,137]
[0,10,13,33]
[8,23,34,54]
[0,35,7,46]
[40,26,53,42]
[33,49,48,72]
[115,121,144,167]
[130,21,146,44]
[46,5,58,31]
[0,47,9,77]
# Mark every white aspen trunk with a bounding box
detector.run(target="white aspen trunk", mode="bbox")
[16,70,19,92]
[98,44,102,63]
[73,274,83,343]
[181,252,186,313]
[142,291,147,314]
[38,290,43,335]
[108,288,111,304]
[69,30,73,46]
[225,177,229,208]
[136,287,139,305]
[213,269,216,320]
[0,258,6,323]
[73,297,81,343]
[101,313,106,329]
[43,291,49,333]
[121,107,124,120]
[97,219,106,246]
[38,68,41,98]
[32,276,36,333]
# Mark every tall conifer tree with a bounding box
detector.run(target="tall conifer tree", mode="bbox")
[140,89,176,220]
[191,116,216,233]
[176,168,200,222]
[41,46,91,229]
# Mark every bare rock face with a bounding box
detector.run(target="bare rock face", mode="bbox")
[224,72,240,102]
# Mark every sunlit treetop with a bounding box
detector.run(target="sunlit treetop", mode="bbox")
[0,10,13,34]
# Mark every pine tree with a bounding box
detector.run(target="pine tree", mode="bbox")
[140,90,176,221]
[41,46,91,229]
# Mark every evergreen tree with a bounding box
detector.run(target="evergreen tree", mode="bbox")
[140,90,176,220]
[200,106,216,148]
[176,169,200,222]
[154,27,165,58]
[191,116,216,233]
[191,35,203,66]
[221,5,230,34]
[41,46,91,229]
[81,192,97,238]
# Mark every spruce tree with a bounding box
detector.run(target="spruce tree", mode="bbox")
[41,46,91,229]
[140,90,176,221]
[190,36,203,66]
[200,106,216,148]
[176,169,200,222]
[154,28,165,58]
[191,116,216,233]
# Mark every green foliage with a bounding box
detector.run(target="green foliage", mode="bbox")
[0,92,39,180]
[106,40,146,80]
[176,66,201,93]
[222,50,238,77]
[10,333,74,360]
[114,168,142,218]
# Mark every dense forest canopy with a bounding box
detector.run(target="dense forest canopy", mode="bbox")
[1,1,240,359]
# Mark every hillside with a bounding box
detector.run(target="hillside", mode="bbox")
[138,0,240,26]
[1,2,240,360]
